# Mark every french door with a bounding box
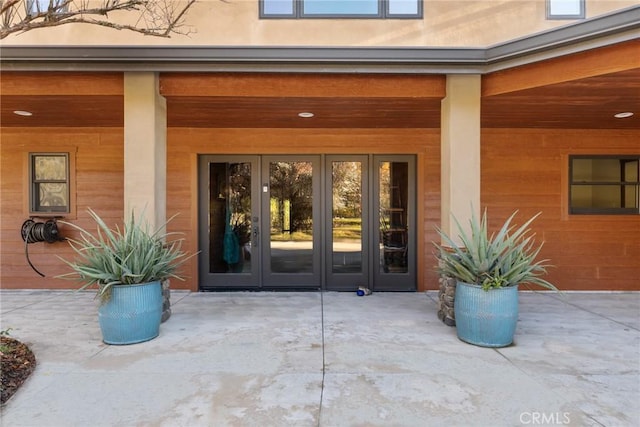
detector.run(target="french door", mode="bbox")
[198,154,415,291]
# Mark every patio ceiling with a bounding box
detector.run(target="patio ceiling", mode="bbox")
[1,68,638,130]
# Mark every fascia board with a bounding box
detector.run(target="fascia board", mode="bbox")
[0,5,637,73]
[485,5,640,63]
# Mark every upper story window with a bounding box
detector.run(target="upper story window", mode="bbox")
[569,155,639,215]
[261,0,422,19]
[26,0,67,16]
[30,153,70,214]
[547,0,585,19]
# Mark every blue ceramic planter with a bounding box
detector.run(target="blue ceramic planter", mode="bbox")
[454,281,519,347]
[98,281,163,345]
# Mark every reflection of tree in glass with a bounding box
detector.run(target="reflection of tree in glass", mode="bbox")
[332,161,362,218]
[228,163,252,245]
[270,162,313,234]
[379,162,391,210]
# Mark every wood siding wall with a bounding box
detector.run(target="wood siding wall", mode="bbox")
[482,129,640,291]
[0,128,124,289]
[3,118,636,293]
[166,128,441,291]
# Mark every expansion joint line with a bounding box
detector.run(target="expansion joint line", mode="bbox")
[318,290,326,427]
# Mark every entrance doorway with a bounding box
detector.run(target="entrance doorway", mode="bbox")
[198,155,416,291]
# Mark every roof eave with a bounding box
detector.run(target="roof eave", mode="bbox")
[1,5,638,74]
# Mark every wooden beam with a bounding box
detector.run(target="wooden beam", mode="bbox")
[0,72,123,96]
[483,40,640,96]
[160,73,446,98]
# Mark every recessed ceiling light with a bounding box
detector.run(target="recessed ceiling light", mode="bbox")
[13,110,33,116]
[298,112,314,118]
[614,112,634,118]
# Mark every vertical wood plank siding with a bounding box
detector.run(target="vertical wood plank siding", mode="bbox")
[0,128,124,289]
[481,129,640,291]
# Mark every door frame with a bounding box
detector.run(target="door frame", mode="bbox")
[260,155,322,289]
[324,155,370,291]
[198,155,262,290]
[372,154,417,291]
[198,154,416,291]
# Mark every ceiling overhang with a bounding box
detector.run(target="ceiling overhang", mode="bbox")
[1,6,638,130]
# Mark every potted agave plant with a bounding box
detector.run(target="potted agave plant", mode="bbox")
[434,209,558,347]
[58,209,192,345]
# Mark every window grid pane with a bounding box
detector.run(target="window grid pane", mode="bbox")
[569,156,640,215]
[304,0,379,16]
[263,0,294,15]
[36,183,69,210]
[262,0,421,18]
[388,0,418,15]
[30,153,70,214]
[547,0,584,18]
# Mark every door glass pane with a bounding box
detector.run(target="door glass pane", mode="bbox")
[379,161,408,273]
[208,162,252,274]
[269,161,314,273]
[332,161,362,273]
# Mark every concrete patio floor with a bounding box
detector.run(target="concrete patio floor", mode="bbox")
[0,290,638,427]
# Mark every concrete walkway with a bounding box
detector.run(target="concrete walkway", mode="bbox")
[0,290,638,427]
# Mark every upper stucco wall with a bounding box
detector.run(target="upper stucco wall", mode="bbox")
[2,0,637,47]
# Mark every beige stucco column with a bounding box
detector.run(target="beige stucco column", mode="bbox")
[123,72,167,229]
[440,74,481,243]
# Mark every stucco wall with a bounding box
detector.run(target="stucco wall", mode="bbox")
[2,1,636,47]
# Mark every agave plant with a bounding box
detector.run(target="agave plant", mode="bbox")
[434,209,557,291]
[58,209,193,301]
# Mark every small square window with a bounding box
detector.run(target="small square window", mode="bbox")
[26,0,67,16]
[30,153,70,214]
[569,155,639,215]
[547,0,585,20]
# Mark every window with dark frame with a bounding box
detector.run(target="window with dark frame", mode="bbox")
[30,153,70,214]
[546,0,585,20]
[26,0,68,15]
[569,155,640,215]
[261,0,422,19]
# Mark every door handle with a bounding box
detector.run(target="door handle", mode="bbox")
[253,225,259,245]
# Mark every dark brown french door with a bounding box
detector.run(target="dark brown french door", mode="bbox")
[198,154,415,291]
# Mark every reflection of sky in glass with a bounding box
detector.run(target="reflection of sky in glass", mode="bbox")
[30,0,64,13]
[389,0,418,15]
[263,0,420,16]
[263,0,294,15]
[549,0,582,16]
[304,0,378,15]
[35,156,67,180]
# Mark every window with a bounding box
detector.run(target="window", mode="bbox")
[569,155,639,215]
[26,0,67,16]
[261,0,422,18]
[30,153,70,214]
[547,0,584,19]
